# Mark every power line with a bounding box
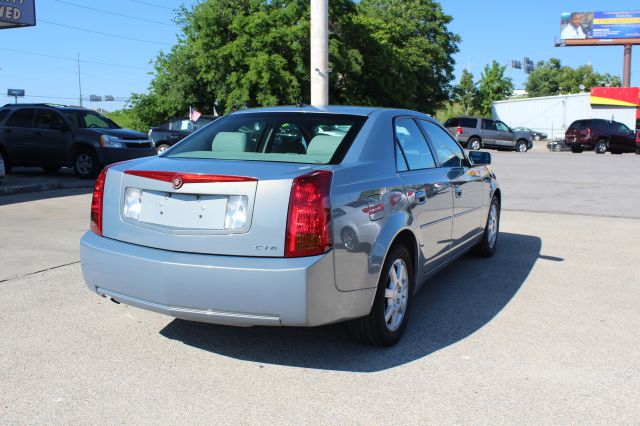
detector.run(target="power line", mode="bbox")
[7,94,130,102]
[0,47,150,71]
[129,0,175,11]
[51,0,178,27]
[40,19,172,46]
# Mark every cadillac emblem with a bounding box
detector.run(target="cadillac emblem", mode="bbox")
[171,176,183,189]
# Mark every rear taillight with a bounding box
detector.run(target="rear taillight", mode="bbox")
[586,128,592,135]
[285,170,333,258]
[636,133,640,143]
[456,126,463,135]
[90,167,109,236]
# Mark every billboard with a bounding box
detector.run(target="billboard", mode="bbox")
[560,10,640,43]
[0,0,36,29]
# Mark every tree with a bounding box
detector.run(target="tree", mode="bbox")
[453,69,476,115]
[130,0,460,128]
[525,58,622,97]
[474,61,513,117]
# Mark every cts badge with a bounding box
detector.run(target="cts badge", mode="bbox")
[171,176,183,189]
[254,245,278,252]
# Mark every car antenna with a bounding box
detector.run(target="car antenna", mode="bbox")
[296,98,306,108]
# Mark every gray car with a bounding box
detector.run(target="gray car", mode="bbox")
[80,106,501,346]
[444,116,532,152]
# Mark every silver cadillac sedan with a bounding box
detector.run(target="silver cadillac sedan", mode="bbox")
[80,106,500,346]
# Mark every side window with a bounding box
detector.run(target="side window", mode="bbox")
[495,121,510,132]
[592,120,606,131]
[419,120,465,168]
[35,110,66,130]
[394,118,436,171]
[460,118,478,128]
[395,143,408,172]
[6,109,36,128]
[482,119,497,131]
[611,121,629,133]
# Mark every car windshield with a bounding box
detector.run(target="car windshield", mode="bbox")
[166,112,367,164]
[63,110,120,129]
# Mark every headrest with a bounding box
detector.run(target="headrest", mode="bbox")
[211,132,248,152]
[306,135,343,158]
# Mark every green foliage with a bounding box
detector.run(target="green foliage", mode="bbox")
[525,58,622,97]
[106,109,148,132]
[129,0,460,128]
[474,61,513,117]
[452,69,476,115]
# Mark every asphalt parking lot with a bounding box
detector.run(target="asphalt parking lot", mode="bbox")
[1,150,639,423]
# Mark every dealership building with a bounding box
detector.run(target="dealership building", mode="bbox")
[492,87,640,139]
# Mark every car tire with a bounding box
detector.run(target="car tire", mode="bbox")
[473,196,500,258]
[515,140,528,152]
[571,146,583,153]
[348,244,414,347]
[0,152,11,174]
[595,140,607,154]
[341,227,360,252]
[553,144,561,152]
[42,166,61,174]
[468,137,481,151]
[156,144,170,155]
[74,150,99,179]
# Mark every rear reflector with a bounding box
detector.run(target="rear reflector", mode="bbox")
[456,126,463,135]
[124,170,256,184]
[285,170,333,258]
[90,167,109,236]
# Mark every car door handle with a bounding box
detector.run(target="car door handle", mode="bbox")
[415,191,426,204]
[454,187,463,198]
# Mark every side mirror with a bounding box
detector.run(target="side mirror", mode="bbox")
[469,151,491,166]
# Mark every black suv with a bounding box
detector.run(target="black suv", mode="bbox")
[564,119,639,154]
[444,116,533,152]
[149,115,218,154]
[0,104,155,178]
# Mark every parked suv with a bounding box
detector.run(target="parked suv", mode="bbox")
[0,104,155,178]
[149,115,218,154]
[444,116,532,152]
[564,119,639,154]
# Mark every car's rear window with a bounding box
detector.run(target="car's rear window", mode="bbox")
[166,112,367,164]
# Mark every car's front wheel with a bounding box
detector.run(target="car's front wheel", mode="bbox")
[348,244,414,346]
[595,140,607,154]
[74,150,99,179]
[468,137,481,151]
[474,196,500,258]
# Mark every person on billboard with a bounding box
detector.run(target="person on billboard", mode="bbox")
[561,12,587,39]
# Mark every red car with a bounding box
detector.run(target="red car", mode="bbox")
[565,119,639,154]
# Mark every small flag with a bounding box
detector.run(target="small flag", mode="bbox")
[189,106,202,122]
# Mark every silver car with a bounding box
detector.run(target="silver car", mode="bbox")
[80,106,501,346]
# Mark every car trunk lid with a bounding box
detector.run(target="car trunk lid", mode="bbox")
[102,157,326,257]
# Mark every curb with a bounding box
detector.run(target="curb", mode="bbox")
[0,182,62,196]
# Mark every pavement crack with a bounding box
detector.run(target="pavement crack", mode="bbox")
[0,261,81,283]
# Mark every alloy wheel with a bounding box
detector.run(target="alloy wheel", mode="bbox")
[76,153,93,176]
[384,259,409,332]
[488,203,499,249]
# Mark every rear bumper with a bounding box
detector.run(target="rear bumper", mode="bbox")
[80,232,375,327]
[95,147,156,166]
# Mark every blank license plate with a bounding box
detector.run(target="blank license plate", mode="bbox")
[138,190,227,229]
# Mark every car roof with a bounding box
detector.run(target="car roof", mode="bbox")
[232,105,392,117]
[1,103,92,111]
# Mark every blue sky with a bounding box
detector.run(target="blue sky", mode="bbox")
[1,0,638,111]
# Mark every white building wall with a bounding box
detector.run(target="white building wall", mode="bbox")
[492,94,637,139]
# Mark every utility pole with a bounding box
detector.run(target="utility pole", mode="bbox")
[623,45,632,87]
[77,53,83,107]
[310,0,329,107]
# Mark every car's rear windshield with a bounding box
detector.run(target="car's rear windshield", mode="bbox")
[165,112,367,164]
